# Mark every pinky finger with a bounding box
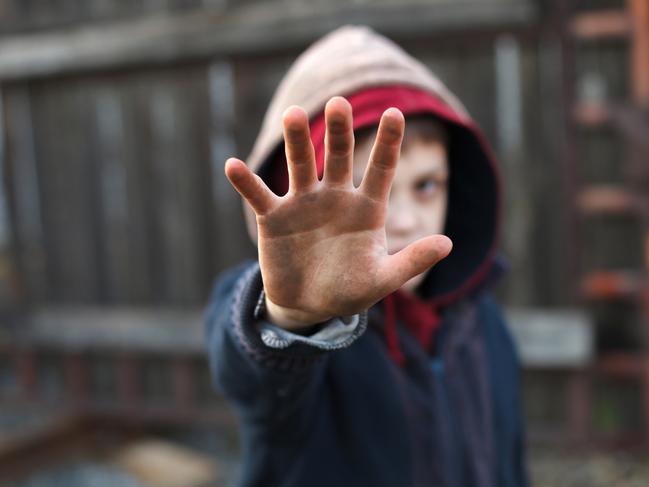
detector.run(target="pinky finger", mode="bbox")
[224,158,278,215]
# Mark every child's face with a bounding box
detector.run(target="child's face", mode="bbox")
[352,119,449,293]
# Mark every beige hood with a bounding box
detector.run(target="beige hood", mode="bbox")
[243,25,472,241]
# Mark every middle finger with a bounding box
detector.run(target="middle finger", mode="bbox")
[323,97,354,187]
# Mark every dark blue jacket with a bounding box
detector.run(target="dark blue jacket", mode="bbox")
[205,260,527,487]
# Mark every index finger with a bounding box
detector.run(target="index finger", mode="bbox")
[283,106,317,193]
[358,108,404,202]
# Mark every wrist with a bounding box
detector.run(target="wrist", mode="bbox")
[263,296,332,331]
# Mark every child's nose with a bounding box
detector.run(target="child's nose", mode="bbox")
[386,203,418,235]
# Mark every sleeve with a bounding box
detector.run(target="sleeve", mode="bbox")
[254,288,364,350]
[481,294,529,487]
[204,260,367,423]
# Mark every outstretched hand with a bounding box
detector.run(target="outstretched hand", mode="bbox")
[225,97,452,329]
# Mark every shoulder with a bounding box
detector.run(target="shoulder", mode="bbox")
[475,292,506,326]
[475,293,521,371]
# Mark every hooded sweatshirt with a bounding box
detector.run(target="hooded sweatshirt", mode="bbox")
[205,26,527,487]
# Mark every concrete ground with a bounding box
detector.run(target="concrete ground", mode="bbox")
[530,448,649,487]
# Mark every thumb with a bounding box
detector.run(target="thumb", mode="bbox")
[379,235,453,293]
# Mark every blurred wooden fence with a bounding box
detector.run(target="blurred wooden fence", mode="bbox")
[4,66,252,306]
[0,0,646,453]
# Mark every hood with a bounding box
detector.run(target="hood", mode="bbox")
[242,25,502,306]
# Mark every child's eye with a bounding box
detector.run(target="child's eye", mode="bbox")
[414,178,443,199]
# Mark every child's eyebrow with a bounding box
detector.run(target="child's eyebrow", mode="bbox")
[414,167,449,179]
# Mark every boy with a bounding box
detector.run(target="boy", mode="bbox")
[206,26,527,486]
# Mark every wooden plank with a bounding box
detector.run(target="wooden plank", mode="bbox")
[2,86,48,302]
[506,308,594,368]
[174,68,217,301]
[149,79,183,303]
[0,88,8,250]
[570,9,631,39]
[645,231,649,272]
[577,185,635,214]
[629,0,649,106]
[580,270,643,300]
[0,87,17,307]
[172,358,194,411]
[0,1,15,24]
[147,69,212,304]
[116,354,138,405]
[63,353,87,403]
[208,60,256,274]
[556,0,582,305]
[533,36,578,305]
[598,352,644,377]
[14,349,37,399]
[495,35,523,155]
[16,307,205,354]
[567,370,591,443]
[0,0,206,35]
[92,83,134,303]
[29,80,103,302]
[0,1,537,81]
[84,404,236,427]
[116,74,158,303]
[494,36,535,306]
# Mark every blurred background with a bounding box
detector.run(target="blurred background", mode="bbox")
[0,0,647,485]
